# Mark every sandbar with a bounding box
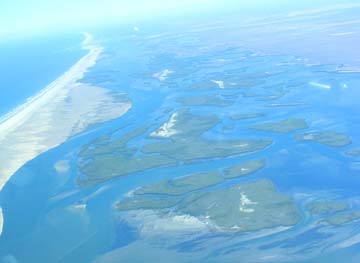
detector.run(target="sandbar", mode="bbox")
[0,33,131,235]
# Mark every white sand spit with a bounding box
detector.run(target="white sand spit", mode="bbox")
[309,81,331,89]
[150,112,178,138]
[0,33,131,236]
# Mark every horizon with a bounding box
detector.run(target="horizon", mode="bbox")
[1,0,357,38]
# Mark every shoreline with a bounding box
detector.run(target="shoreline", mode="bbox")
[0,33,131,236]
[0,33,98,126]
[0,33,103,142]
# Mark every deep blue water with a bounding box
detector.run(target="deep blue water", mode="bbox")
[0,33,86,118]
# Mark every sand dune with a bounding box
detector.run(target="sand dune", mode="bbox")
[0,33,131,236]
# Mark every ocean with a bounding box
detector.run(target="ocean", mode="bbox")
[0,33,86,119]
[1,5,360,262]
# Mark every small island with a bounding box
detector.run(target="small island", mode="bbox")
[134,158,266,196]
[324,210,360,225]
[230,113,265,121]
[294,131,352,147]
[305,200,349,216]
[250,118,308,134]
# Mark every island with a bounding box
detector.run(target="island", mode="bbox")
[116,178,301,233]
[77,109,272,187]
[134,158,266,196]
[250,118,308,134]
[294,131,351,147]
[305,200,349,216]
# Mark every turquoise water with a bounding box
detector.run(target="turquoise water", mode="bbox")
[0,33,86,118]
[1,6,360,263]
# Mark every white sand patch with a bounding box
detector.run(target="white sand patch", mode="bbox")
[127,210,210,237]
[0,33,131,197]
[150,112,178,138]
[239,192,258,213]
[211,80,225,89]
[54,160,70,174]
[309,81,331,89]
[153,69,174,81]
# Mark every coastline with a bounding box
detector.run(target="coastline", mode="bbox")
[0,33,131,236]
[0,33,93,124]
[0,33,101,140]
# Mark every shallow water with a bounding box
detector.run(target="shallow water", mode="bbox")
[1,9,360,263]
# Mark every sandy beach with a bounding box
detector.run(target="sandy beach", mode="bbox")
[0,33,131,236]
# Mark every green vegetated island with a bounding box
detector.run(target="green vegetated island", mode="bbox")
[134,159,266,196]
[116,164,301,233]
[250,118,308,134]
[230,113,265,121]
[294,131,351,147]
[77,109,272,187]
[304,199,360,226]
[324,210,360,225]
[305,200,349,216]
